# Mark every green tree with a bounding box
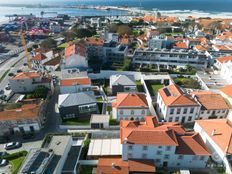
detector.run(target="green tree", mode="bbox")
[117,25,132,35]
[40,38,57,50]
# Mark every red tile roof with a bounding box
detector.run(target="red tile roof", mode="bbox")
[60,78,91,86]
[121,116,210,155]
[191,91,229,110]
[217,55,232,63]
[220,84,232,98]
[158,84,199,107]
[96,158,156,174]
[85,37,104,46]
[112,93,148,108]
[196,119,232,154]
[31,53,47,61]
[12,72,41,80]
[174,42,188,49]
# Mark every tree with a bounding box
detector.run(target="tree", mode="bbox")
[108,23,119,33]
[62,31,76,42]
[72,28,96,38]
[117,25,132,35]
[40,38,57,50]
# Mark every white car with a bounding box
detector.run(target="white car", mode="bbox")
[4,142,22,150]
[0,159,8,167]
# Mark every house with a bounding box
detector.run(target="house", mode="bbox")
[0,99,46,136]
[110,75,136,95]
[112,93,150,120]
[43,56,61,72]
[120,116,211,168]
[31,53,48,71]
[220,84,232,105]
[60,77,92,94]
[9,71,51,93]
[61,54,88,72]
[215,55,232,84]
[194,119,232,174]
[191,91,229,119]
[90,114,110,129]
[157,84,200,123]
[58,92,98,120]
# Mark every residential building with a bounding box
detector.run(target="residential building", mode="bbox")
[157,84,200,123]
[191,91,229,119]
[58,91,98,120]
[61,54,88,72]
[132,48,208,70]
[110,75,136,96]
[9,71,51,93]
[0,100,46,136]
[43,56,61,72]
[148,37,166,49]
[215,55,232,84]
[60,77,92,94]
[112,93,150,120]
[85,37,104,60]
[120,116,211,168]
[194,119,232,174]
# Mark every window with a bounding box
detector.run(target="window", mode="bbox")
[207,110,211,114]
[120,110,123,114]
[178,155,183,159]
[143,146,148,150]
[200,156,205,160]
[131,110,134,115]
[156,151,162,155]
[222,110,226,113]
[190,108,194,114]
[217,110,220,113]
[141,110,145,114]
[168,117,173,122]
[183,108,188,114]
[177,108,181,114]
[142,153,147,159]
[158,146,162,149]
[128,145,133,150]
[170,108,174,115]
[188,116,192,122]
[164,154,170,159]
[175,117,179,122]
[128,153,132,159]
[166,146,171,151]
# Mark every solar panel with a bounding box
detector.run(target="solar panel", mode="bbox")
[163,88,171,96]
[22,150,41,173]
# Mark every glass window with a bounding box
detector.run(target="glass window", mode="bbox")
[141,110,145,114]
[170,108,174,115]
[142,153,147,159]
[164,154,170,159]
[188,116,192,122]
[128,153,132,159]
[128,145,133,150]
[190,108,194,114]
[156,150,162,155]
[183,108,188,114]
[175,117,179,122]
[166,146,171,151]
[131,110,134,115]
[143,146,148,150]
[178,155,183,159]
[120,110,123,114]
[168,117,173,122]
[177,108,181,114]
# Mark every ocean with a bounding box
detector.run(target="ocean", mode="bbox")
[1,0,232,22]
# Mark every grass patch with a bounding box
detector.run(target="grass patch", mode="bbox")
[107,106,112,112]
[0,69,10,82]
[110,116,118,125]
[145,81,163,96]
[11,156,26,174]
[136,80,145,92]
[151,84,163,93]
[174,77,201,89]
[62,118,90,125]
[79,165,96,174]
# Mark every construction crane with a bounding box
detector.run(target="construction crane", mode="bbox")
[19,21,32,69]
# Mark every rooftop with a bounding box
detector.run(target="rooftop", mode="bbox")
[110,74,136,86]
[90,114,110,124]
[11,71,41,80]
[31,53,47,61]
[220,84,232,98]
[60,77,91,86]
[217,55,232,63]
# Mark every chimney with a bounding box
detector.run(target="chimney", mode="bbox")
[112,163,116,169]
[124,138,128,144]
[211,129,216,136]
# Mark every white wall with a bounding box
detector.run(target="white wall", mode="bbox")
[114,108,150,120]
[60,85,91,94]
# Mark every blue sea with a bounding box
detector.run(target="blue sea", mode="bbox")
[0,0,232,21]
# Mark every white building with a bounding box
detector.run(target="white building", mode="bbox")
[121,116,211,168]
[133,48,208,69]
[157,84,200,123]
[191,91,229,119]
[9,72,51,93]
[60,77,92,94]
[220,84,232,105]
[215,55,232,84]
[194,119,232,174]
[148,37,166,49]
[112,93,150,121]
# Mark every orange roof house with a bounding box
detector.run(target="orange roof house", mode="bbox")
[11,72,41,80]
[112,93,148,108]
[60,78,91,86]
[216,55,232,64]
[31,53,47,61]
[85,37,104,46]
[158,84,199,107]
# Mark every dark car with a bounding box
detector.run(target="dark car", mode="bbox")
[4,142,22,150]
[17,69,22,73]
[0,152,7,158]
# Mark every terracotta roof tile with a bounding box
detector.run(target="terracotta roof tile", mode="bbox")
[113,93,148,108]
[12,72,41,80]
[60,78,91,86]
[217,55,232,63]
[31,53,47,61]
[220,84,232,98]
[85,37,104,46]
[174,42,188,49]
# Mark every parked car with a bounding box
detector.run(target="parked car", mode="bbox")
[0,159,8,167]
[0,90,4,94]
[17,69,22,73]
[0,152,7,158]
[8,73,14,77]
[4,142,22,150]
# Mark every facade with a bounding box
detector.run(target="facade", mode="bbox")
[132,48,208,69]
[157,84,200,123]
[215,55,232,84]
[58,92,98,120]
[110,75,136,96]
[121,116,211,168]
[9,72,51,93]
[85,37,104,60]
[191,91,229,119]
[0,100,46,136]
[61,54,88,71]
[31,50,54,71]
[148,37,166,49]
[112,93,150,120]
[60,77,92,94]
[194,119,232,174]
[90,114,110,129]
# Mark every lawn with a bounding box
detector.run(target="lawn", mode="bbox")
[107,106,112,112]
[109,116,118,125]
[79,165,96,174]
[151,84,163,93]
[145,81,163,96]
[136,80,145,92]
[57,42,69,48]
[62,118,90,125]
[10,156,26,174]
[174,77,201,89]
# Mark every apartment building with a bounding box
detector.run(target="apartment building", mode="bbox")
[85,37,104,60]
[191,91,229,119]
[132,48,208,69]
[9,71,51,93]
[112,93,150,121]
[157,84,200,123]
